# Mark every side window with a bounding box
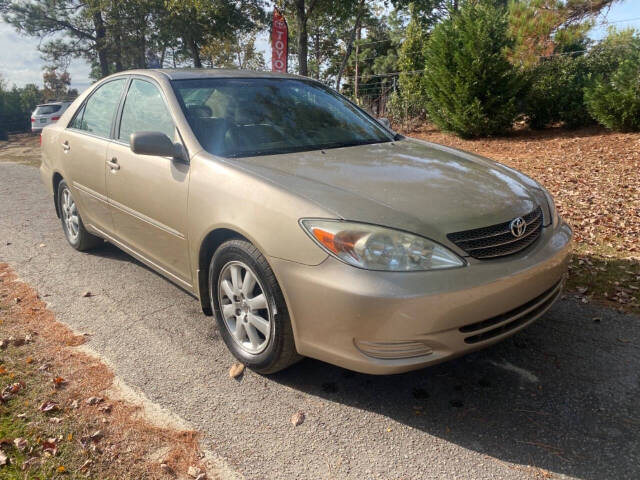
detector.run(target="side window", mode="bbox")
[78,79,126,138]
[69,104,86,130]
[118,79,175,144]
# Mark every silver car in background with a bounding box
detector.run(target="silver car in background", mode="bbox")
[31,102,72,132]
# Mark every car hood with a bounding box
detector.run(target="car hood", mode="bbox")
[230,137,544,244]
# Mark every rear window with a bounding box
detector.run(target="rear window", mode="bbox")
[35,105,61,115]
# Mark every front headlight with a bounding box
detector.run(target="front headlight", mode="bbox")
[300,219,465,271]
[541,187,559,228]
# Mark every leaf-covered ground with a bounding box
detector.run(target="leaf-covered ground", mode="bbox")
[407,125,640,313]
[0,264,212,479]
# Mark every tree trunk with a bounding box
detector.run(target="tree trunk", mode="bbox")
[137,27,146,68]
[93,11,109,78]
[336,0,365,91]
[314,31,321,79]
[190,38,202,68]
[160,45,166,68]
[295,0,308,76]
[112,5,123,72]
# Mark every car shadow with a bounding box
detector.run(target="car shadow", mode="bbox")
[84,241,639,478]
[270,298,640,480]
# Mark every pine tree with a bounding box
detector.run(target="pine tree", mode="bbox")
[422,0,524,137]
[584,29,640,132]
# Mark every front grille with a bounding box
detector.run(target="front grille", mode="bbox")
[460,280,562,344]
[447,206,543,259]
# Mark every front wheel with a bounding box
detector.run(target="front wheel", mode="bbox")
[209,239,300,374]
[57,180,102,251]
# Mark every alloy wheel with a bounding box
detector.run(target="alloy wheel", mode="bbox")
[217,261,272,355]
[61,187,80,242]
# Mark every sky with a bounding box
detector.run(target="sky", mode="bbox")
[1,0,639,93]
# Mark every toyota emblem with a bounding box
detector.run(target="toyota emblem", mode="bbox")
[510,217,527,238]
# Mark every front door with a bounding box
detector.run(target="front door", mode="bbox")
[105,78,192,286]
[61,78,127,234]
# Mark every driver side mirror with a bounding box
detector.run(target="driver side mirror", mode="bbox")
[130,131,188,163]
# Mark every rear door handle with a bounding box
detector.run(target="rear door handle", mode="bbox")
[107,157,120,171]
[62,141,70,151]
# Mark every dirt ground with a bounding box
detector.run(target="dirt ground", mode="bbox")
[406,124,640,312]
[0,134,40,167]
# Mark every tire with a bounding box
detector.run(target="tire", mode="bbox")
[209,239,301,374]
[57,180,102,251]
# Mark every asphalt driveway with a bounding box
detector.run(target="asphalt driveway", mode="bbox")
[1,161,638,479]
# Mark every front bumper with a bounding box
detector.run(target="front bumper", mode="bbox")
[271,221,572,374]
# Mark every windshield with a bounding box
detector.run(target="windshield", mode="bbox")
[35,105,61,115]
[172,78,392,158]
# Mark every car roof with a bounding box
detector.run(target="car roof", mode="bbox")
[111,68,306,82]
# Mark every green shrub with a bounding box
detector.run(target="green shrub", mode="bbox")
[422,1,525,138]
[585,59,640,132]
[583,28,640,132]
[525,55,595,129]
[393,6,429,125]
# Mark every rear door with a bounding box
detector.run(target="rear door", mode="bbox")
[59,78,127,235]
[105,77,192,286]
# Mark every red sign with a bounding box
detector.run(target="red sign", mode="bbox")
[271,9,288,73]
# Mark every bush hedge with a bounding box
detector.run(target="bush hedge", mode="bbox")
[422,1,525,138]
[525,55,595,129]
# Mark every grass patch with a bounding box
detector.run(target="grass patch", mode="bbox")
[0,264,212,478]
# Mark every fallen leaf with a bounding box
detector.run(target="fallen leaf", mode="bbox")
[290,411,305,427]
[85,396,103,405]
[49,417,62,424]
[0,449,6,466]
[188,466,202,478]
[14,437,28,451]
[79,459,92,471]
[98,404,111,413]
[229,363,245,379]
[57,465,66,473]
[2,382,24,399]
[42,438,57,456]
[38,400,59,412]
[52,376,66,388]
[21,457,40,471]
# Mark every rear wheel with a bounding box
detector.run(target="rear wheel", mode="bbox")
[57,180,102,251]
[209,239,300,374]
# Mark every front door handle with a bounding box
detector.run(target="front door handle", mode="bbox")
[62,141,70,151]
[107,157,120,171]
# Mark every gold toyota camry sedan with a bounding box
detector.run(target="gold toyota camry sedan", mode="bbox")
[40,69,572,374]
